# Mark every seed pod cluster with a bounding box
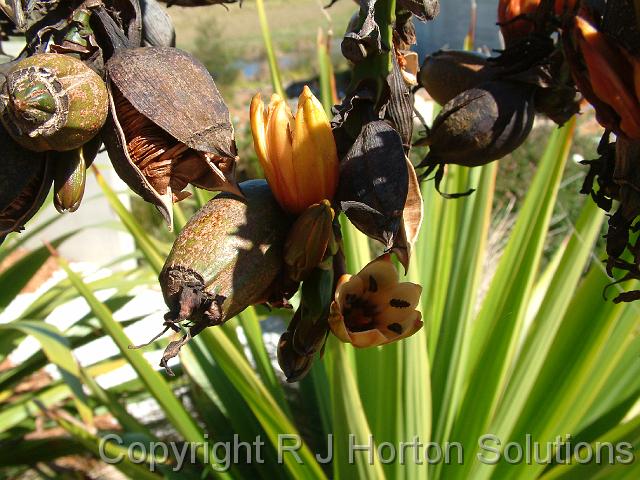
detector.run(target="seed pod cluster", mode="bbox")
[0,2,238,244]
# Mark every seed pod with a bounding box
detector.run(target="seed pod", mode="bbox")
[0,53,108,152]
[418,50,496,105]
[0,123,52,244]
[140,0,176,47]
[420,80,535,168]
[158,180,292,371]
[104,46,240,226]
[277,331,314,383]
[51,135,101,213]
[284,200,335,282]
[337,120,409,249]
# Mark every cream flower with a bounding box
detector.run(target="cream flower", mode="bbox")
[328,255,423,347]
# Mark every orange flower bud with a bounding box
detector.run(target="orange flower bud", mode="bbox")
[250,86,340,214]
[498,0,540,44]
[498,0,576,44]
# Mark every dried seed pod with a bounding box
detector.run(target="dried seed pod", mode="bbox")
[420,80,535,168]
[104,46,240,226]
[337,120,409,249]
[158,180,291,372]
[277,330,314,383]
[51,135,101,213]
[0,124,52,244]
[418,50,496,105]
[0,53,108,152]
[140,0,175,47]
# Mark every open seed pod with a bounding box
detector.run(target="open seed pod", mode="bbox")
[158,179,292,373]
[104,46,240,227]
[0,123,52,244]
[0,53,108,152]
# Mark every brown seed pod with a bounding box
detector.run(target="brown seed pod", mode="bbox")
[420,80,535,167]
[0,53,108,152]
[417,81,535,197]
[140,0,175,47]
[418,50,496,106]
[0,124,52,244]
[157,179,292,373]
[104,46,240,226]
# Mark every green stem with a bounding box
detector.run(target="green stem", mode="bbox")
[256,0,285,97]
[351,0,396,98]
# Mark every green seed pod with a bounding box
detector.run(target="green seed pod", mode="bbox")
[421,80,535,168]
[51,135,101,213]
[0,53,108,152]
[158,180,292,370]
[419,50,496,105]
[284,200,335,282]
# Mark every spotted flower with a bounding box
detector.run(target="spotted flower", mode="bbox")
[329,255,423,347]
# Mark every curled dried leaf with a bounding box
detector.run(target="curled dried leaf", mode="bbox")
[392,159,423,272]
[341,0,384,64]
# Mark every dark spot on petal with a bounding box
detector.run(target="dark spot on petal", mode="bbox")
[369,275,378,292]
[387,323,403,334]
[390,299,410,308]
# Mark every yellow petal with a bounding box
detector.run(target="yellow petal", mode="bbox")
[291,86,339,210]
[380,282,422,310]
[357,255,399,294]
[379,311,423,345]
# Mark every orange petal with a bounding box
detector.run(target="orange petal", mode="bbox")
[328,303,352,343]
[348,328,389,348]
[291,86,339,210]
[266,97,298,210]
[575,16,640,139]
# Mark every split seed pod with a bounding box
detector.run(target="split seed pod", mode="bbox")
[158,180,291,371]
[419,80,535,168]
[104,46,240,226]
[0,53,108,152]
[0,124,52,244]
